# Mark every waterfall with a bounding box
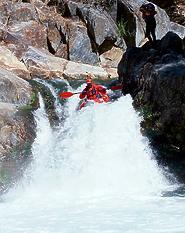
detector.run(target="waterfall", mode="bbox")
[10,84,168,199]
[1,82,183,233]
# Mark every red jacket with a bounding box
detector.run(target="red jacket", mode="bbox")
[79,84,107,100]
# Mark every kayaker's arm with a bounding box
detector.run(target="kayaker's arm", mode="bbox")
[79,89,87,99]
[96,85,107,95]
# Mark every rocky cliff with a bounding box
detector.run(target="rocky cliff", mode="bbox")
[150,0,185,26]
[118,32,185,181]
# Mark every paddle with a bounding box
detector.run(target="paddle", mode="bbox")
[109,84,123,91]
[59,85,123,99]
[59,91,81,99]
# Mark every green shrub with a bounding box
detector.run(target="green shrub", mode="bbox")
[117,20,131,38]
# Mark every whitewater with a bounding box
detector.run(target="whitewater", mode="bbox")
[0,82,185,233]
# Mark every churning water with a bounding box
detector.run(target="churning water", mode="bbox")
[0,83,185,233]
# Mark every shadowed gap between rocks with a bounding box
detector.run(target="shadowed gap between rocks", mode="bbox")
[117,0,136,47]
[76,7,99,54]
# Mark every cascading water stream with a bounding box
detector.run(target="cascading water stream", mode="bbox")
[0,83,185,233]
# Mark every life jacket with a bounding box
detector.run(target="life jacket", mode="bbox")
[80,84,110,102]
[78,92,109,110]
[86,85,103,100]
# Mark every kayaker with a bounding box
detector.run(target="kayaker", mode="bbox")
[79,74,109,103]
[140,3,157,43]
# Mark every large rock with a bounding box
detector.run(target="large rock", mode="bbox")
[23,46,68,78]
[118,32,185,170]
[0,100,36,197]
[27,0,101,64]
[78,5,118,46]
[0,45,30,79]
[47,21,62,53]
[23,46,116,79]
[0,103,17,157]
[32,0,69,53]
[100,46,124,68]
[68,20,99,65]
[0,0,68,59]
[0,0,125,66]
[0,1,11,25]
[0,0,47,58]
[0,103,35,158]
[8,1,38,25]
[0,68,36,159]
[0,68,32,104]
[64,59,110,79]
[66,1,126,51]
[150,0,185,26]
[3,21,47,59]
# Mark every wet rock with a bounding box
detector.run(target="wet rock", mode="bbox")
[118,31,185,164]
[0,103,35,158]
[0,68,32,104]
[0,69,36,160]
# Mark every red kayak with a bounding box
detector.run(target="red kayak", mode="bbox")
[78,94,110,110]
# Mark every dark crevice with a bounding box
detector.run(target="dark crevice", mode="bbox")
[98,39,115,55]
[59,25,70,60]
[76,6,116,55]
[60,3,72,18]
[57,25,67,44]
[117,0,136,47]
[76,7,99,54]
[47,0,71,17]
[47,36,56,55]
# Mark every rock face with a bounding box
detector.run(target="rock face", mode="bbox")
[118,32,185,179]
[23,46,117,79]
[0,68,32,104]
[0,68,36,159]
[0,0,184,80]
[150,0,185,26]
[68,20,99,65]
[0,0,124,79]
[0,45,30,79]
[0,103,35,158]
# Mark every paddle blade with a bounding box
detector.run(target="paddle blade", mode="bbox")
[59,91,75,99]
[110,84,123,91]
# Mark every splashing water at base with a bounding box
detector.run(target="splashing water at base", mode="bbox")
[0,91,185,233]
